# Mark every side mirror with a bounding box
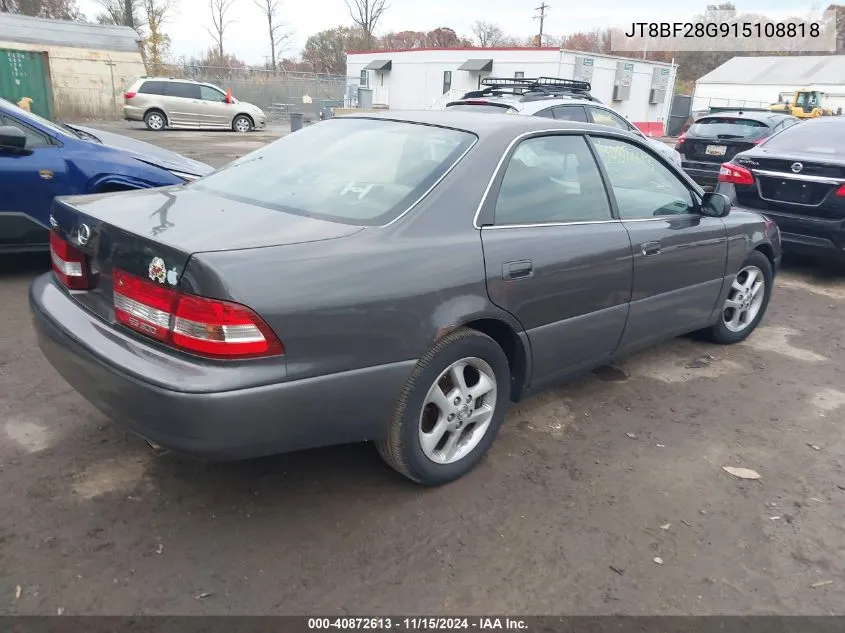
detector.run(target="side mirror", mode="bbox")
[701,191,731,218]
[0,125,27,151]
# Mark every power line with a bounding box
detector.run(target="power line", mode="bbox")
[534,2,550,47]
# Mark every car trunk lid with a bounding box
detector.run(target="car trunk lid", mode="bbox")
[731,152,845,219]
[48,186,363,323]
[680,116,770,163]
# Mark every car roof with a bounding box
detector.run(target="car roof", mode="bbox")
[339,109,631,138]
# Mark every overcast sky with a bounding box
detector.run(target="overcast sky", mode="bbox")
[75,0,825,65]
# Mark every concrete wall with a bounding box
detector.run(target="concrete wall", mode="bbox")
[0,40,145,119]
[346,48,676,131]
[693,82,845,112]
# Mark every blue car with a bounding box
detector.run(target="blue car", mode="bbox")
[0,97,213,254]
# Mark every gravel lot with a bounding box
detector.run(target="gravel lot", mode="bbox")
[2,122,845,615]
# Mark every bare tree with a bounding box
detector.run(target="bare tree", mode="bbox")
[95,0,143,28]
[470,20,505,47]
[252,0,292,69]
[207,0,236,59]
[143,0,175,72]
[343,0,387,48]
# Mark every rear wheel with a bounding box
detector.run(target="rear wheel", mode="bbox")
[701,250,773,344]
[376,327,510,486]
[232,115,252,133]
[144,110,166,131]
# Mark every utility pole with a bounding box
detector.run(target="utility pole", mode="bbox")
[534,2,549,47]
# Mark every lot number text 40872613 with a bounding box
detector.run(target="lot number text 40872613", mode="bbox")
[306,617,528,630]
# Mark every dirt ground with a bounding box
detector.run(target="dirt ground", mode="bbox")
[2,122,845,615]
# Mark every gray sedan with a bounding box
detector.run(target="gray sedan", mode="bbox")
[30,111,781,486]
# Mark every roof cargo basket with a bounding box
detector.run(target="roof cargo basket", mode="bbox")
[460,76,600,102]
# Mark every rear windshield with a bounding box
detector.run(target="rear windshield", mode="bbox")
[194,118,476,225]
[689,117,768,139]
[761,120,845,155]
[446,103,517,114]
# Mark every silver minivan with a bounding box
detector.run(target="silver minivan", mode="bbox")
[123,77,267,132]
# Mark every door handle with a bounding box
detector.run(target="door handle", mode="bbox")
[503,260,534,280]
[641,241,662,256]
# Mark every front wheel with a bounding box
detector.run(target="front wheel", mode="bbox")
[701,250,773,344]
[232,115,252,133]
[376,327,511,486]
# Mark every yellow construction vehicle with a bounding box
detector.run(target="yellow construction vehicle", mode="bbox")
[768,89,835,118]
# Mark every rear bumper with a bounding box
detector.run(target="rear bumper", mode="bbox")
[681,160,720,188]
[762,210,845,260]
[30,273,415,459]
[122,105,144,121]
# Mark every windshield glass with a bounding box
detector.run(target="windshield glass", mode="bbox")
[690,117,768,139]
[0,97,71,138]
[761,120,845,155]
[195,118,476,225]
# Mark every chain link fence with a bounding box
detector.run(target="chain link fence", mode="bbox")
[158,63,351,121]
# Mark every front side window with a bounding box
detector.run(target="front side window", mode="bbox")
[589,107,631,131]
[200,85,226,102]
[196,118,475,226]
[592,137,695,219]
[494,135,611,225]
[0,114,51,149]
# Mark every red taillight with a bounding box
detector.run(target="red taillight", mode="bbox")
[50,232,91,290]
[674,132,686,149]
[112,268,283,359]
[718,162,755,186]
[836,184,845,197]
[124,91,137,100]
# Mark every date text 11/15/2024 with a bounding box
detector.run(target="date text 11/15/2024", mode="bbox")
[307,618,528,630]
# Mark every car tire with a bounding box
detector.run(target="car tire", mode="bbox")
[376,327,511,486]
[232,115,253,133]
[144,110,166,131]
[701,250,773,345]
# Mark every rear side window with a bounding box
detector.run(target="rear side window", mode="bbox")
[138,81,166,95]
[166,82,201,99]
[494,135,612,225]
[552,106,588,122]
[689,117,767,139]
[446,103,517,114]
[196,118,476,226]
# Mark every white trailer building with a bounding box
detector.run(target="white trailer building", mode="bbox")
[346,47,677,136]
[693,55,845,114]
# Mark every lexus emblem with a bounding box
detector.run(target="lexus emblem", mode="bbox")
[77,223,91,246]
[791,162,803,173]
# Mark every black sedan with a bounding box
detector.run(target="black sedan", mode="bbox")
[30,112,780,486]
[716,117,845,263]
[677,111,800,189]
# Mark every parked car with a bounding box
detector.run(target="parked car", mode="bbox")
[0,97,213,254]
[677,111,800,189]
[445,76,683,167]
[31,111,780,486]
[123,77,267,132]
[716,116,845,262]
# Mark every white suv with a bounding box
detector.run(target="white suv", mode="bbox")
[446,77,681,166]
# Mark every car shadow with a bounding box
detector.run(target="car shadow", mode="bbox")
[0,252,50,279]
